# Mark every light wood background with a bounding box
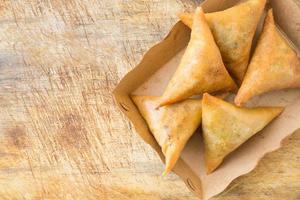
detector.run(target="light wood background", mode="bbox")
[0,0,299,199]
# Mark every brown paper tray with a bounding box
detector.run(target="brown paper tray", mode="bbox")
[113,0,300,199]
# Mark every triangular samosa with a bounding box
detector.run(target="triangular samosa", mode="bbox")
[132,95,202,175]
[179,0,266,84]
[235,10,300,106]
[158,7,236,107]
[202,93,283,174]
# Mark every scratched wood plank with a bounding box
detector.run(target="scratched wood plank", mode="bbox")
[0,0,299,200]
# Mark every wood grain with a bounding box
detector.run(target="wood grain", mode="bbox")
[0,0,299,199]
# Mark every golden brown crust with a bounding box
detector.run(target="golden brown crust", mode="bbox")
[235,10,300,106]
[179,0,266,84]
[132,95,202,175]
[159,7,236,107]
[178,12,193,27]
[202,93,283,174]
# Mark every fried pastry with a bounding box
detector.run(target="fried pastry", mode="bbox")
[202,93,283,174]
[132,95,202,175]
[235,10,300,106]
[179,0,266,84]
[158,7,236,107]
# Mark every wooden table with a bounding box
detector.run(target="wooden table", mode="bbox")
[0,0,299,199]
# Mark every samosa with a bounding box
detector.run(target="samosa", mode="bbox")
[132,95,202,175]
[235,10,300,106]
[202,93,283,174]
[158,7,236,107]
[179,0,266,84]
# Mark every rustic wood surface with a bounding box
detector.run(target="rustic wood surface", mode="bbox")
[0,0,299,199]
